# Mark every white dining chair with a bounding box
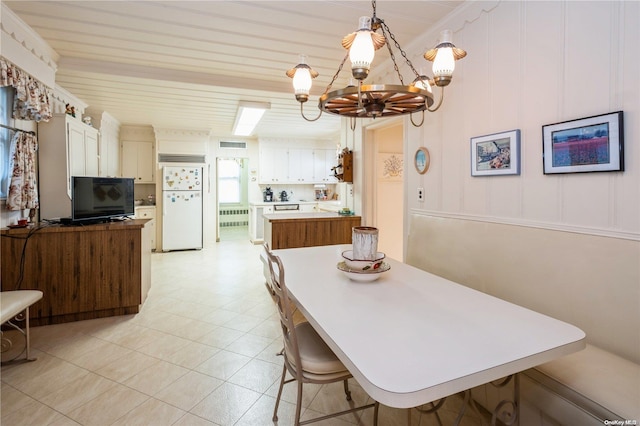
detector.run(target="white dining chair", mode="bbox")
[264,244,379,426]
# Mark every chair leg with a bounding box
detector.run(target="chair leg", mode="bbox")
[294,380,303,426]
[343,379,352,401]
[273,365,287,421]
[373,401,379,426]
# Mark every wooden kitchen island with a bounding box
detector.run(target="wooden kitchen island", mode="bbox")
[1,219,152,326]
[263,212,361,249]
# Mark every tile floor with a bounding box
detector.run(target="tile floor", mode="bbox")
[1,227,484,425]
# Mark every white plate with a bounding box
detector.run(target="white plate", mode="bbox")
[337,261,390,282]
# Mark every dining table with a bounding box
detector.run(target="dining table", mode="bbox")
[272,244,586,422]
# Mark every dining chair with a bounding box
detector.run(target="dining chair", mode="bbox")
[263,244,379,426]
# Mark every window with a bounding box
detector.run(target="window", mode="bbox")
[0,87,14,199]
[218,159,242,204]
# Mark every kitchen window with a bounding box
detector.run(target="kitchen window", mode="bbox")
[0,87,14,199]
[218,158,242,204]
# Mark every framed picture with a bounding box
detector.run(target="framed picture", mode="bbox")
[470,129,520,176]
[378,153,403,181]
[414,147,430,174]
[542,111,624,174]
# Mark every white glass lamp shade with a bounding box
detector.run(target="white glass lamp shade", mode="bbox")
[432,47,455,78]
[349,16,375,80]
[293,66,313,96]
[350,31,375,70]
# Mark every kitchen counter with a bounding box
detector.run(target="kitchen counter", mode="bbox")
[264,213,361,249]
[1,220,152,326]
[263,211,348,220]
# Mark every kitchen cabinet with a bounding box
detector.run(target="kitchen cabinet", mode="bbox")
[249,204,274,243]
[259,147,289,183]
[122,141,154,183]
[259,146,339,184]
[38,114,101,220]
[288,148,315,182]
[135,206,156,250]
[1,220,152,326]
[314,149,339,183]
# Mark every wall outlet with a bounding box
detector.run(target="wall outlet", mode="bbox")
[417,187,424,202]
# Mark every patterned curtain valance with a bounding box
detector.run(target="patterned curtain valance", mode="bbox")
[0,57,52,122]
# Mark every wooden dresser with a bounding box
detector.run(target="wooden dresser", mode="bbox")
[1,219,152,326]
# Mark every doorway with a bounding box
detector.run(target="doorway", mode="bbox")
[364,121,405,260]
[216,157,250,241]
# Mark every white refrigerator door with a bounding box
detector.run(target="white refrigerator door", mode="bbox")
[162,190,203,251]
[163,166,202,191]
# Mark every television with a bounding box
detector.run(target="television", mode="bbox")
[70,176,135,223]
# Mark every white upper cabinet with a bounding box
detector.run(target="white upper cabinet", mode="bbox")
[38,113,101,219]
[259,145,339,184]
[121,141,154,183]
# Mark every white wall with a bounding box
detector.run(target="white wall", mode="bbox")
[399,0,639,239]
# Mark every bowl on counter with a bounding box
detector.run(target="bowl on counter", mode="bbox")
[341,250,386,271]
[134,199,144,206]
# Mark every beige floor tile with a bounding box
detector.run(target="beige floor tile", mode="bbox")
[197,326,244,348]
[172,412,220,426]
[95,350,160,383]
[222,313,265,333]
[135,331,192,359]
[190,382,261,425]
[40,372,117,414]
[66,383,149,426]
[110,398,186,426]
[225,333,275,358]
[247,318,282,339]
[254,339,285,365]
[158,340,220,369]
[1,399,67,426]
[48,416,82,426]
[227,358,283,393]
[154,370,223,411]
[201,309,241,326]
[17,358,89,400]
[307,381,371,419]
[0,382,37,417]
[235,394,298,426]
[195,349,251,380]
[67,340,133,371]
[123,359,189,396]
[101,324,168,350]
[264,371,323,408]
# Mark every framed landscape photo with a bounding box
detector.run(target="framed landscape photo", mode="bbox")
[542,111,624,174]
[470,129,520,176]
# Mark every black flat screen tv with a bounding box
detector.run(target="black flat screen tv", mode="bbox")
[71,176,135,223]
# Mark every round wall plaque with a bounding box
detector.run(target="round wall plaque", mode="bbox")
[414,147,430,174]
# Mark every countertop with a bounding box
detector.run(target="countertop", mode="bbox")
[263,212,358,221]
[250,200,342,207]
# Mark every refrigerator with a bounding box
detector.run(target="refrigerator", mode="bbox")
[162,166,203,251]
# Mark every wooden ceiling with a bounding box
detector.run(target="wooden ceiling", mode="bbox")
[4,1,464,139]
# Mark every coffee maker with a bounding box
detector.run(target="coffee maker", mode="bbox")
[263,187,273,202]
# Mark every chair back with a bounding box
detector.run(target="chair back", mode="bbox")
[264,244,303,377]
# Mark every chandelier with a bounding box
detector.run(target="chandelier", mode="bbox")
[286,0,466,127]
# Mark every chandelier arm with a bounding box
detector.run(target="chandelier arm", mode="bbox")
[300,102,322,122]
[350,117,356,131]
[323,52,350,96]
[426,87,445,112]
[380,21,421,81]
[409,110,425,127]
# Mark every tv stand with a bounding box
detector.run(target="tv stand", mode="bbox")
[1,220,152,326]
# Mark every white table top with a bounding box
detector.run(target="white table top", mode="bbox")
[274,244,586,408]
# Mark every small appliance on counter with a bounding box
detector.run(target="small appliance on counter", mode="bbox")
[280,190,289,202]
[264,187,273,202]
